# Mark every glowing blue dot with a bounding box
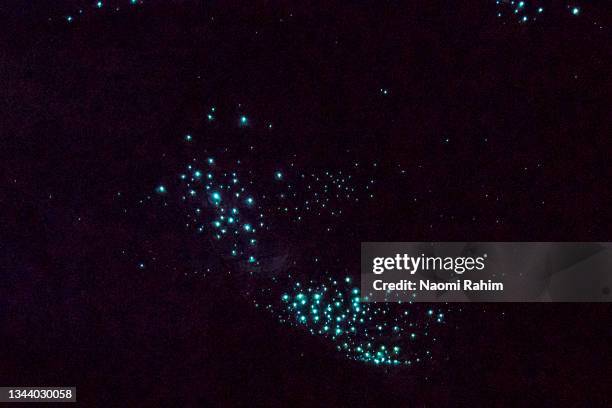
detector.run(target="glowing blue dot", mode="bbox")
[207,157,215,165]
[243,224,252,232]
[155,185,166,194]
[248,255,256,263]
[571,7,580,15]
[245,197,254,206]
[194,170,202,178]
[274,171,283,180]
[96,1,103,8]
[207,114,214,121]
[66,15,73,22]
[130,0,137,4]
[211,192,221,201]
[240,116,248,126]
[184,134,192,142]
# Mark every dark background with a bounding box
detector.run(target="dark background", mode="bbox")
[2,1,611,406]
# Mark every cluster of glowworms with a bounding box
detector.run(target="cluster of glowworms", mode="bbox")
[49,0,595,367]
[150,109,451,366]
[495,0,582,23]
